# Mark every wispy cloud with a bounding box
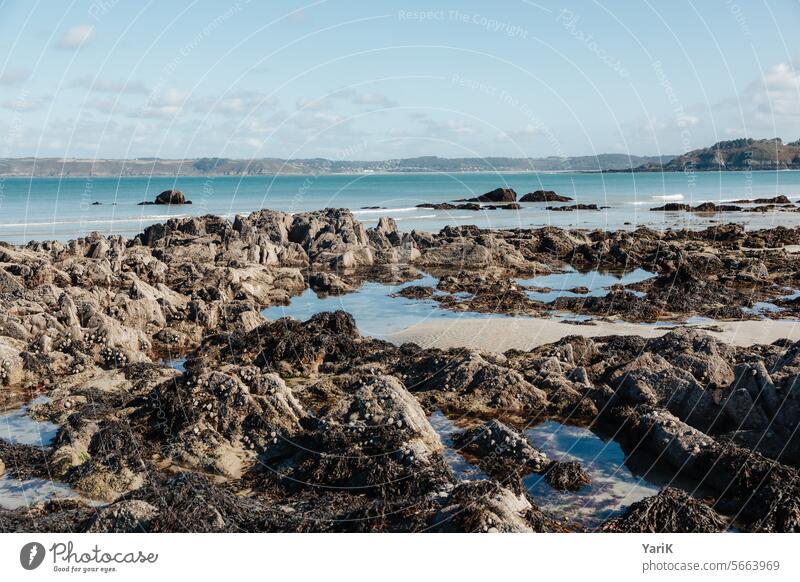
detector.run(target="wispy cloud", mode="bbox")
[750,62,800,119]
[136,88,190,118]
[1,96,45,112]
[350,91,397,107]
[68,76,150,95]
[190,91,278,115]
[0,68,31,86]
[296,89,397,111]
[57,25,96,49]
[292,110,345,130]
[495,124,543,142]
[419,116,479,137]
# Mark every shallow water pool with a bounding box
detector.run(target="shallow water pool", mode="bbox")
[261,274,503,339]
[517,268,656,303]
[0,475,83,510]
[162,357,187,372]
[0,396,59,447]
[428,411,487,481]
[524,421,660,528]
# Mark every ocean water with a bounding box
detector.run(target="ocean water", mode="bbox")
[1,171,800,243]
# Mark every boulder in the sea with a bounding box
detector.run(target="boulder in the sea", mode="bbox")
[155,189,191,204]
[520,190,572,203]
[651,203,691,211]
[457,187,517,203]
[547,204,600,211]
[138,189,192,205]
[734,195,791,204]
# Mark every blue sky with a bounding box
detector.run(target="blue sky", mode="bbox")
[1,0,798,160]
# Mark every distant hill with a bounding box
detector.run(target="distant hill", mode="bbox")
[628,138,800,172]
[0,154,673,177]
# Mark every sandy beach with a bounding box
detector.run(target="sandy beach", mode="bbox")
[388,317,800,351]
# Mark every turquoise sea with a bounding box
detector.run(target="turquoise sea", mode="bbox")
[1,170,800,243]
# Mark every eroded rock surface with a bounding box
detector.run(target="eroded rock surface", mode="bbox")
[2,209,800,532]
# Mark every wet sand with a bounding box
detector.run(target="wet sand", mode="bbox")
[388,317,800,351]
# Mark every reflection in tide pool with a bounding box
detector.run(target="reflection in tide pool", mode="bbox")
[0,396,59,447]
[261,274,502,339]
[524,421,660,528]
[260,268,664,340]
[0,475,81,510]
[162,357,187,372]
[428,411,486,481]
[518,268,656,303]
[0,396,90,510]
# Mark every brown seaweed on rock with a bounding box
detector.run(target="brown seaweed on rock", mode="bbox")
[601,488,728,533]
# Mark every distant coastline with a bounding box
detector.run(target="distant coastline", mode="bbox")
[3,137,799,177]
[0,154,673,178]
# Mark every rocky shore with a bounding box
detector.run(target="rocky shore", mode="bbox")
[1,207,800,532]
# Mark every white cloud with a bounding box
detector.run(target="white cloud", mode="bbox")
[295,96,330,111]
[292,111,344,130]
[136,88,190,118]
[179,91,279,118]
[1,96,45,112]
[212,92,278,114]
[640,113,701,132]
[495,124,543,142]
[0,68,31,86]
[675,114,700,128]
[296,89,397,112]
[420,117,479,136]
[750,62,800,118]
[69,76,149,95]
[351,92,396,107]
[129,89,279,121]
[58,25,96,49]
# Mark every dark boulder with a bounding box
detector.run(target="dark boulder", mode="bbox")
[543,460,591,491]
[452,419,549,477]
[601,487,728,532]
[520,190,572,203]
[457,187,517,203]
[734,195,791,204]
[431,480,567,532]
[155,189,190,204]
[651,203,691,211]
[547,204,600,211]
[138,189,192,206]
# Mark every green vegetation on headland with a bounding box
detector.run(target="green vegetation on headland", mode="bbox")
[622,138,800,172]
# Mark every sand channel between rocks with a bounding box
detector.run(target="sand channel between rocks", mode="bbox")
[387,317,800,351]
